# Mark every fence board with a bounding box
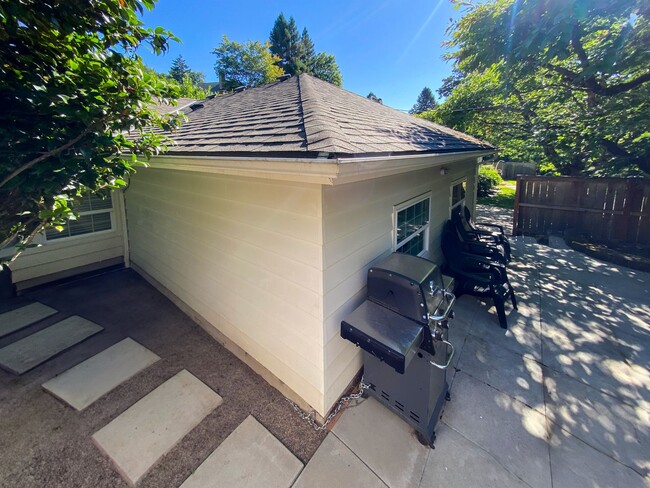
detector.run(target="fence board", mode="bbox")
[513,176,650,244]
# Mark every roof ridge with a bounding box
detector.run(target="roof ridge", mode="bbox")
[298,74,356,153]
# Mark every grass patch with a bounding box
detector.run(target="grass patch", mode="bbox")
[478,181,516,209]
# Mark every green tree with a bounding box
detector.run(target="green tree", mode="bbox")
[0,0,183,261]
[169,55,190,83]
[310,52,343,87]
[435,0,650,175]
[269,14,304,75]
[212,35,285,89]
[409,87,437,114]
[269,14,343,86]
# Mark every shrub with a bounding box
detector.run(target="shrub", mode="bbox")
[477,165,503,196]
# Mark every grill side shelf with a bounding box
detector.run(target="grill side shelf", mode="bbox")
[340,300,424,374]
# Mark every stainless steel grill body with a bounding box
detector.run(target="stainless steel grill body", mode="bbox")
[340,253,456,446]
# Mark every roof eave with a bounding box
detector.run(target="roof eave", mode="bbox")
[144,148,495,185]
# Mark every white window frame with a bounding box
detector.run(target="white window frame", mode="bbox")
[44,193,115,242]
[393,192,431,257]
[450,177,468,215]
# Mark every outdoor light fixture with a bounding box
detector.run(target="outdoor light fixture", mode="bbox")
[440,167,449,175]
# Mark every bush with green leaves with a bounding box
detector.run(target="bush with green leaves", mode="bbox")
[477,165,503,196]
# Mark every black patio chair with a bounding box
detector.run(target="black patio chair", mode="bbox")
[463,206,512,259]
[447,215,509,265]
[451,207,511,263]
[441,222,517,329]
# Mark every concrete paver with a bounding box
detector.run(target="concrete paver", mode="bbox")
[293,434,386,488]
[543,366,649,476]
[0,315,102,374]
[548,422,648,488]
[180,415,302,488]
[332,397,430,488]
[42,338,160,411]
[457,334,544,411]
[421,423,530,488]
[0,302,57,338]
[437,372,552,488]
[92,369,222,486]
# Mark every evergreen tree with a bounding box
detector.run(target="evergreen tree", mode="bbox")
[268,14,343,86]
[169,55,190,83]
[409,87,437,114]
[300,28,315,66]
[269,14,303,75]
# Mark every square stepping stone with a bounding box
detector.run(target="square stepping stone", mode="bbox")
[0,302,57,338]
[0,315,102,374]
[93,370,222,487]
[332,397,429,488]
[293,434,384,488]
[42,338,160,411]
[180,415,302,488]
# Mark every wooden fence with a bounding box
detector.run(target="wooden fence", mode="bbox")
[513,176,650,244]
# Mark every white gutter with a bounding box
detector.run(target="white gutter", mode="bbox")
[145,150,495,186]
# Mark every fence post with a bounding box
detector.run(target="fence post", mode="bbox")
[512,176,522,235]
[621,178,635,241]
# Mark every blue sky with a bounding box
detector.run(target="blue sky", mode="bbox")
[139,0,464,112]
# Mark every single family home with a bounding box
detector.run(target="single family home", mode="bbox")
[6,74,495,418]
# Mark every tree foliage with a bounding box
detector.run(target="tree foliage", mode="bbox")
[409,87,437,114]
[0,0,183,260]
[269,14,342,86]
[212,35,284,90]
[169,54,204,85]
[432,0,650,176]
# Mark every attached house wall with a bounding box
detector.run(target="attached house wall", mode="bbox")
[5,192,126,290]
[321,157,478,410]
[125,169,327,413]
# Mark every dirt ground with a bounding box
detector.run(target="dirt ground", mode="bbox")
[0,268,326,488]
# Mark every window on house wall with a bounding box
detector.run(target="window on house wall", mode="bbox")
[45,193,113,241]
[450,178,467,212]
[394,193,431,256]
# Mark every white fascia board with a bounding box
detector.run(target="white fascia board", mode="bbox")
[145,150,495,185]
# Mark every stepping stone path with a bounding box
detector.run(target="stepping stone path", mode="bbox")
[92,369,223,487]
[42,338,160,411]
[0,302,57,338]
[0,315,102,374]
[180,415,303,488]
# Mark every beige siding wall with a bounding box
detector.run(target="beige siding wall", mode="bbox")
[7,192,125,286]
[125,169,327,413]
[322,158,478,409]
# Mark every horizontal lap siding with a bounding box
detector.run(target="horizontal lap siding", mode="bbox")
[126,169,326,413]
[322,159,478,410]
[9,192,125,284]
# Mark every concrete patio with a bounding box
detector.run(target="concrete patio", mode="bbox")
[0,205,648,487]
[306,228,650,488]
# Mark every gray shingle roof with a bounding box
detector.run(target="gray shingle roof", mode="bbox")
[162,74,494,158]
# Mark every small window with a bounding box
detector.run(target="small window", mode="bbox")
[394,193,431,256]
[45,193,114,241]
[450,179,467,211]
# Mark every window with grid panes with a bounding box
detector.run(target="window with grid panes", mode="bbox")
[45,194,113,240]
[394,194,431,256]
[450,179,467,210]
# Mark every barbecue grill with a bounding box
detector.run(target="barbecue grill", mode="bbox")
[340,252,456,447]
